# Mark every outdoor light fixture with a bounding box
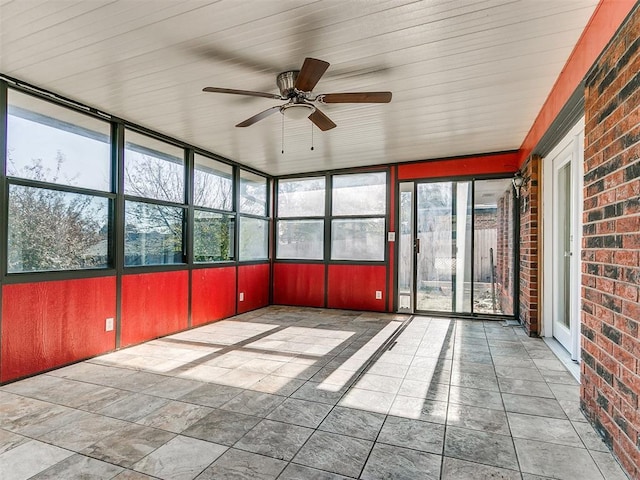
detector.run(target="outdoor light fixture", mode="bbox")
[512,171,525,198]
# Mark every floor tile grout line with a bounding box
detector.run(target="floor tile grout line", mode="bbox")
[439,318,457,479]
[491,322,524,478]
[354,315,435,480]
[276,314,414,479]
[209,311,405,479]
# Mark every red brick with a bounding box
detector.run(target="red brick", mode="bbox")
[595,304,615,322]
[600,350,621,377]
[620,103,640,134]
[613,250,638,266]
[584,336,603,358]
[620,368,640,398]
[616,215,640,233]
[615,282,639,302]
[622,335,640,359]
[614,315,639,338]
[622,300,640,324]
[596,277,615,294]
[624,86,640,116]
[604,170,626,190]
[598,189,618,205]
[614,343,638,377]
[616,179,640,201]
[596,334,615,356]
[622,233,640,249]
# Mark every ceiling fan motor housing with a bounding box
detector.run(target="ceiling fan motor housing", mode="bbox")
[277,70,301,98]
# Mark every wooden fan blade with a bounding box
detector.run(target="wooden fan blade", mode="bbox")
[203,87,282,100]
[295,58,330,92]
[308,108,336,131]
[321,92,392,103]
[236,106,281,127]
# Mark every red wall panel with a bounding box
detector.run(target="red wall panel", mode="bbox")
[327,265,387,312]
[191,266,237,327]
[397,152,519,180]
[121,271,189,347]
[1,277,117,382]
[273,263,325,307]
[237,263,270,314]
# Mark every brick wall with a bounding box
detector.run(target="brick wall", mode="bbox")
[581,5,640,478]
[518,155,540,336]
[497,192,515,315]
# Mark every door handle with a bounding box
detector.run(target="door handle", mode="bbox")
[414,238,420,254]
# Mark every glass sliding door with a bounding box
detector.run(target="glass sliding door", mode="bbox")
[397,182,414,313]
[473,178,515,315]
[415,181,472,313]
[397,178,515,317]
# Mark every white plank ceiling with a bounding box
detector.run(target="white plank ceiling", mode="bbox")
[0,0,598,176]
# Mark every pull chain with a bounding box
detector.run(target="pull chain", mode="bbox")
[311,122,314,151]
[281,114,285,154]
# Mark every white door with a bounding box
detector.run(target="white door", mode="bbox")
[552,155,573,350]
[543,119,584,360]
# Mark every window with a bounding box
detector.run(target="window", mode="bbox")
[331,172,387,261]
[276,177,325,260]
[6,89,113,274]
[193,155,236,263]
[278,220,324,260]
[124,201,183,266]
[124,130,185,203]
[194,211,234,263]
[240,170,267,216]
[238,170,269,261]
[8,185,110,273]
[7,90,112,192]
[278,177,325,217]
[194,154,233,211]
[239,217,269,261]
[332,171,386,216]
[123,130,186,266]
[331,218,385,261]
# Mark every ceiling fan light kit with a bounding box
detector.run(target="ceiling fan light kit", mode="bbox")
[203,57,392,131]
[280,102,316,120]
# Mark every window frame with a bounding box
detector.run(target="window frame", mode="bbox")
[275,176,326,261]
[329,171,388,264]
[237,169,270,263]
[193,208,236,264]
[3,87,116,278]
[122,127,188,269]
[0,80,272,282]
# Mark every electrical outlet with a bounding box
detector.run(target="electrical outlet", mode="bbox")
[375,291,382,300]
[239,292,244,302]
[105,317,114,332]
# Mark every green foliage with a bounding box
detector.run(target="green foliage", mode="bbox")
[7,153,107,272]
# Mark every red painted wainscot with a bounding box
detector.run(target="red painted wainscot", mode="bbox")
[191,266,237,327]
[121,270,189,347]
[1,276,117,382]
[327,264,387,312]
[237,263,270,314]
[272,263,326,307]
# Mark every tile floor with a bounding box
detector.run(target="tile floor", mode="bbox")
[0,306,630,480]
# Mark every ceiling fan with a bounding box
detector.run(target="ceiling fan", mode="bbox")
[202,58,392,131]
